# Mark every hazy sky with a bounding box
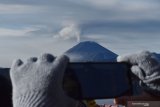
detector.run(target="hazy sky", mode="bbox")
[0,0,160,67]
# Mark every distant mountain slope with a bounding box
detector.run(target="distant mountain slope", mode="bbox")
[65,41,118,62]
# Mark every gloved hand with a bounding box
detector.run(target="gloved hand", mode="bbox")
[117,51,160,96]
[10,53,80,107]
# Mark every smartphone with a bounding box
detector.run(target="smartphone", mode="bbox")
[63,62,133,100]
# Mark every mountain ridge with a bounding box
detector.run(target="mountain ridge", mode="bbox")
[65,41,118,62]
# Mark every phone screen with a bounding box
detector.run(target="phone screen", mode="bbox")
[63,62,132,100]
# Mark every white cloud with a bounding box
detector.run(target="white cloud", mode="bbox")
[0,27,38,37]
[54,23,80,42]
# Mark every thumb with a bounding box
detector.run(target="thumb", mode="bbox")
[117,51,151,65]
[131,65,145,80]
[52,55,69,89]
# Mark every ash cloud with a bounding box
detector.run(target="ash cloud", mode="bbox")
[53,23,80,42]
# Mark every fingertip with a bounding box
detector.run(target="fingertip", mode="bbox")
[61,55,69,63]
[140,50,151,55]
[12,59,23,68]
[131,65,141,73]
[117,56,122,62]
[55,55,69,65]
[117,55,127,62]
[27,57,37,63]
[39,53,55,63]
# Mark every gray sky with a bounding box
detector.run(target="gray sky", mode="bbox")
[0,0,160,67]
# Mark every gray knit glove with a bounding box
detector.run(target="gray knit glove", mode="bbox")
[10,54,79,107]
[117,51,160,96]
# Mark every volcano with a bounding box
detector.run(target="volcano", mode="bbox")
[65,41,117,62]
